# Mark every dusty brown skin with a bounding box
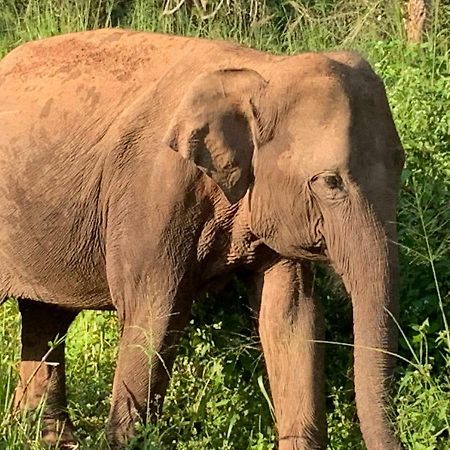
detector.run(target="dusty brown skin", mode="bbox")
[0,29,404,449]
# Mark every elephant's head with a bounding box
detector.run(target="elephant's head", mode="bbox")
[164,54,404,448]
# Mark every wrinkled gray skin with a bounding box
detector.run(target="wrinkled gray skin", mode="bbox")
[0,29,404,449]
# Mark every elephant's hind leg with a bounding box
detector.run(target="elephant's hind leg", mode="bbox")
[14,299,78,447]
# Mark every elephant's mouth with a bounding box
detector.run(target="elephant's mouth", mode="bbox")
[298,240,327,261]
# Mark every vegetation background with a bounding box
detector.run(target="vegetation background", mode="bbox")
[0,0,449,448]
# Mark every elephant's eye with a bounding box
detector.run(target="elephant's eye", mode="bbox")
[324,174,343,190]
[310,172,347,200]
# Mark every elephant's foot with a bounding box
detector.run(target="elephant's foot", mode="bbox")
[42,416,78,449]
[279,436,325,450]
[106,420,138,450]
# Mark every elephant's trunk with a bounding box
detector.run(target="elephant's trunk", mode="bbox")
[323,194,402,450]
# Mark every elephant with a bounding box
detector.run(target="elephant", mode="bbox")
[0,28,404,449]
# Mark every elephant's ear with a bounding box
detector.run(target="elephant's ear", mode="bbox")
[164,68,269,203]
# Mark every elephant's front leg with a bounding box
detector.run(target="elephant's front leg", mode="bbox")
[257,260,326,450]
[107,278,192,448]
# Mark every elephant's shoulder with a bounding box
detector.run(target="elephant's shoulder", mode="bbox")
[154,142,208,188]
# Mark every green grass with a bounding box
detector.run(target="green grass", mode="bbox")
[0,1,449,449]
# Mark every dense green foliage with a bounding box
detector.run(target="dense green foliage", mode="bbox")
[0,1,449,449]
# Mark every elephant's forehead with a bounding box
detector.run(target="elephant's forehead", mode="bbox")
[280,76,353,172]
[275,69,395,175]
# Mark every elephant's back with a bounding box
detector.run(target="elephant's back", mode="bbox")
[0,29,272,156]
[0,29,191,89]
[0,30,180,148]
[0,28,268,97]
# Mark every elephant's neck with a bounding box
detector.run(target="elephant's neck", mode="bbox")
[196,192,275,285]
